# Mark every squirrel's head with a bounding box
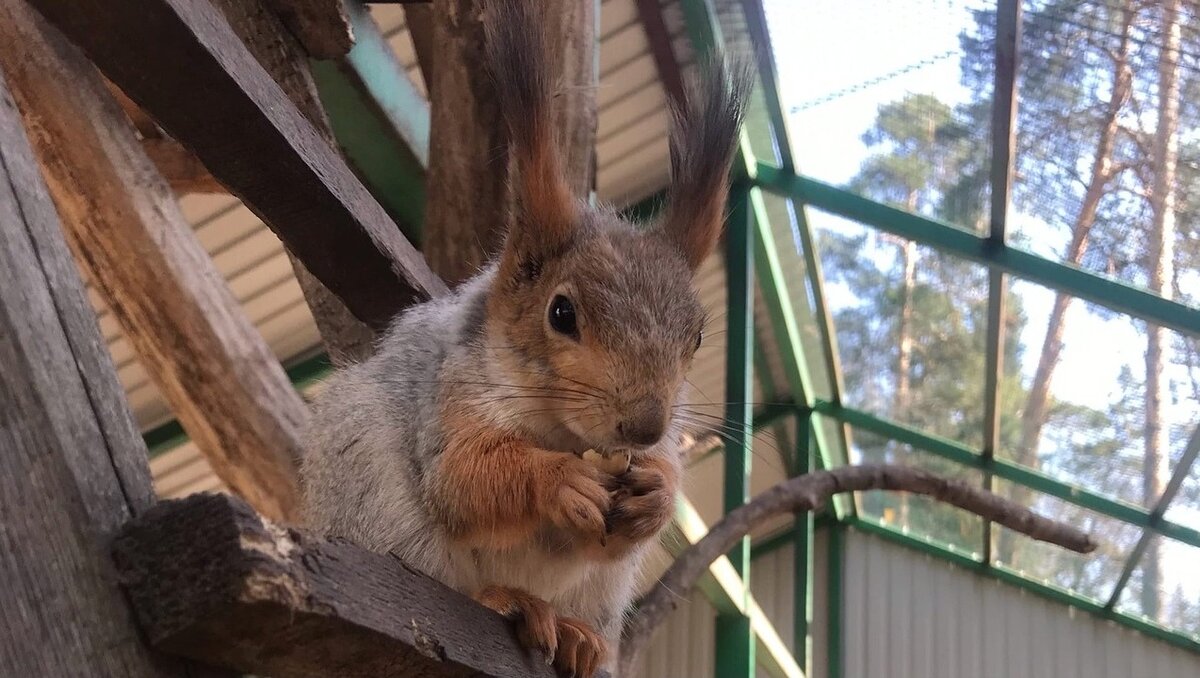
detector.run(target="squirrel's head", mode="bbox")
[480,0,751,455]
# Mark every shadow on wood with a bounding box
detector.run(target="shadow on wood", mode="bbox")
[113,493,571,678]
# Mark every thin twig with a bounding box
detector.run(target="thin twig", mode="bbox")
[617,463,1097,676]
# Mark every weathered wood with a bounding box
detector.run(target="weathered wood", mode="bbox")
[0,0,307,522]
[404,2,436,95]
[143,138,227,193]
[214,0,377,364]
[423,0,596,283]
[114,493,563,678]
[264,0,354,59]
[27,0,448,329]
[635,0,685,104]
[0,62,226,678]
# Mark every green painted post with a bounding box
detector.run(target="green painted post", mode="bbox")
[792,410,814,675]
[716,184,756,678]
[826,524,844,678]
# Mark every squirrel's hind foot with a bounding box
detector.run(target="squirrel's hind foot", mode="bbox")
[475,585,608,678]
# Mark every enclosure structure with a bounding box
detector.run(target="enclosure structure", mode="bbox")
[2,0,1199,677]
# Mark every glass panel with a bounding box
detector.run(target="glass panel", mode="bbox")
[812,207,989,447]
[1163,427,1200,533]
[710,0,781,166]
[764,0,994,232]
[991,480,1140,603]
[760,191,835,402]
[1009,1,1200,299]
[1000,281,1200,510]
[850,426,983,554]
[1114,535,1200,640]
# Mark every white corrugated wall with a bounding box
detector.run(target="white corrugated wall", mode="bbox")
[636,528,1200,678]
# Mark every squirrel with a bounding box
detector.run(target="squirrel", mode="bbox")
[300,1,749,675]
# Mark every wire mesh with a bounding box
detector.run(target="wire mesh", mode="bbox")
[1114,534,1200,639]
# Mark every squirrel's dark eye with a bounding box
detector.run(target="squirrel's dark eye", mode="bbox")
[694,330,703,352]
[548,295,578,338]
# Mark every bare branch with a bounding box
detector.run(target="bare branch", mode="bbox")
[618,463,1097,675]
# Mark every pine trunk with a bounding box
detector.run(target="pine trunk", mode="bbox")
[1142,0,1181,621]
[998,2,1135,563]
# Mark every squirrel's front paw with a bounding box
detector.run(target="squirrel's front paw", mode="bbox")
[540,457,611,542]
[606,463,675,542]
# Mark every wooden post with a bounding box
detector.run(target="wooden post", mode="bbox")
[0,0,306,522]
[423,0,596,283]
[0,65,227,678]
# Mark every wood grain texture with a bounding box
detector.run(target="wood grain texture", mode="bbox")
[113,493,566,678]
[26,0,448,329]
[0,0,307,522]
[213,0,377,365]
[263,0,354,59]
[422,0,596,284]
[0,62,226,678]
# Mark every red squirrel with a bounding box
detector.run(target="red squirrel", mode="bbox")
[301,2,749,675]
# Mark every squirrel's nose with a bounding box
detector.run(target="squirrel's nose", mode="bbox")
[618,404,666,447]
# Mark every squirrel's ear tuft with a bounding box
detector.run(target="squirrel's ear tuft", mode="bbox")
[485,0,577,269]
[660,55,752,272]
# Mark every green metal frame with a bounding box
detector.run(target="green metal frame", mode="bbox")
[718,183,757,676]
[680,0,1200,664]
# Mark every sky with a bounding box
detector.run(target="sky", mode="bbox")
[761,0,1199,616]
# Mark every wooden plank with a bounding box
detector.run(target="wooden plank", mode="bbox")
[0,61,224,678]
[0,0,307,522]
[422,0,596,283]
[213,0,378,364]
[113,493,566,678]
[264,0,354,59]
[26,0,447,329]
[635,0,686,104]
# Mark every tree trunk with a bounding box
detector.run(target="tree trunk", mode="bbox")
[998,2,1135,563]
[895,230,917,528]
[423,1,596,284]
[1142,0,1181,621]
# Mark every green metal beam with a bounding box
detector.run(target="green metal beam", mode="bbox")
[738,0,792,172]
[792,411,814,675]
[812,400,1200,549]
[851,516,1200,655]
[670,499,805,678]
[825,524,844,678]
[311,0,429,243]
[753,163,1200,338]
[718,184,757,678]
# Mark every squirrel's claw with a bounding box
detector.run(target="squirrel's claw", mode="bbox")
[475,586,608,677]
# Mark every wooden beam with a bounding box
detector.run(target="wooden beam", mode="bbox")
[0,63,227,678]
[422,0,596,283]
[142,138,226,193]
[214,0,378,364]
[403,2,436,95]
[0,0,307,522]
[114,493,565,678]
[264,0,354,59]
[27,0,448,330]
[635,0,686,104]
